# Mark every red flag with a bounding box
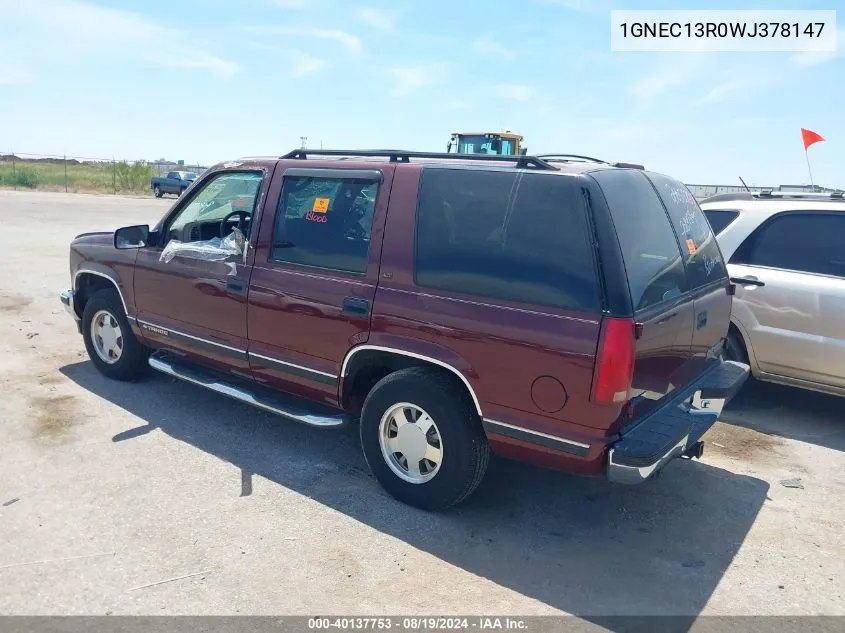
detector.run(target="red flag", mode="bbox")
[801,128,825,150]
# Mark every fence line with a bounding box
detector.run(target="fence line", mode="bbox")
[0,151,208,195]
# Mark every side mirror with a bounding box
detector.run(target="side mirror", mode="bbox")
[114,224,150,249]
[520,147,528,155]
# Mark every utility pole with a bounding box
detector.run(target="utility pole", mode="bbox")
[300,136,308,150]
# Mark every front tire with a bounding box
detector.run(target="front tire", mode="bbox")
[82,289,148,381]
[360,367,490,511]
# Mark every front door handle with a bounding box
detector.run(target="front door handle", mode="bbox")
[342,297,370,316]
[226,277,247,296]
[730,276,765,287]
[657,312,678,325]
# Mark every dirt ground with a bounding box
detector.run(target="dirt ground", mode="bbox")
[0,190,843,619]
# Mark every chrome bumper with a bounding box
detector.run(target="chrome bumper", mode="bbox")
[606,360,750,485]
[60,289,82,332]
[608,433,696,485]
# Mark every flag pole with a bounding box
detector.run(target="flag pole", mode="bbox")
[805,149,814,187]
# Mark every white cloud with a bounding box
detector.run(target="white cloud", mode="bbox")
[630,54,706,107]
[247,26,363,53]
[791,28,845,66]
[0,0,237,79]
[289,52,330,77]
[694,79,745,106]
[387,63,451,97]
[249,43,329,77]
[472,38,518,60]
[355,8,397,33]
[496,83,535,102]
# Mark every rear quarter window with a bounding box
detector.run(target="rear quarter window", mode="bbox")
[590,169,688,311]
[646,172,728,289]
[702,208,739,235]
[414,168,600,312]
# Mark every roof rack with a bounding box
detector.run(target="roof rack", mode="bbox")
[280,149,558,170]
[702,190,845,203]
[535,153,607,164]
[536,154,645,169]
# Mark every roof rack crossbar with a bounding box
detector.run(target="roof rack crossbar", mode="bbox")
[280,149,558,170]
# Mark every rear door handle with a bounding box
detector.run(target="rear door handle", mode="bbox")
[730,276,765,287]
[226,277,247,296]
[657,312,678,325]
[342,297,370,316]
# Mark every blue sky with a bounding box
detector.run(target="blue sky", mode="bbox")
[1,0,842,187]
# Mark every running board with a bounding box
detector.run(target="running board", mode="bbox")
[149,353,346,428]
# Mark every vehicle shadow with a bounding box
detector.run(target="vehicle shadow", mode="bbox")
[720,379,845,452]
[61,361,769,623]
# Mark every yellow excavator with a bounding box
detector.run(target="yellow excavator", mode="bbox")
[447,131,526,156]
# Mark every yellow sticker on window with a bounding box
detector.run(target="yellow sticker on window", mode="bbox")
[312,197,330,213]
[686,239,697,255]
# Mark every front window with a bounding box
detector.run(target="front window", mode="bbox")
[166,171,263,243]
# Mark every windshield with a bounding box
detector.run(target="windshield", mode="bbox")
[454,135,516,155]
[184,172,198,180]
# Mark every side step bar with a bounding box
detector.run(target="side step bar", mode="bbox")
[149,353,346,428]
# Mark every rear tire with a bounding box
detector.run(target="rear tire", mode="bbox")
[82,289,149,381]
[360,367,490,511]
[153,185,162,198]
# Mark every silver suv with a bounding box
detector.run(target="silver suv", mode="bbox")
[700,191,845,397]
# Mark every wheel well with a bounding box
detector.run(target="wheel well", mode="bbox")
[728,322,747,354]
[727,321,752,366]
[75,273,120,316]
[342,350,476,416]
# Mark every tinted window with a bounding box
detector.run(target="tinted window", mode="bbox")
[703,209,739,235]
[271,175,378,273]
[415,169,600,311]
[646,172,728,289]
[591,169,688,311]
[732,212,845,277]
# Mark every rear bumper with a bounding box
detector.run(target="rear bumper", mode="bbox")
[607,360,750,485]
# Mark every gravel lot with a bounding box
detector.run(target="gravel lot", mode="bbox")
[1,189,843,618]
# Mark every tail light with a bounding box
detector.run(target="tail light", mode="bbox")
[591,317,636,405]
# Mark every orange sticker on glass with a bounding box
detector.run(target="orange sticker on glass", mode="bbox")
[312,197,330,213]
[686,239,697,255]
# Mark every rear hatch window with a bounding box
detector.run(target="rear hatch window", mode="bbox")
[589,169,688,311]
[644,172,728,288]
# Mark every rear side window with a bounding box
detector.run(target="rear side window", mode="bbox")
[732,212,845,278]
[414,168,600,311]
[703,209,739,235]
[271,175,379,273]
[591,169,688,311]
[646,172,728,289]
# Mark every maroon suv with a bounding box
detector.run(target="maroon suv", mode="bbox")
[60,149,749,510]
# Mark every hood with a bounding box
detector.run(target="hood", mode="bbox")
[72,231,113,246]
